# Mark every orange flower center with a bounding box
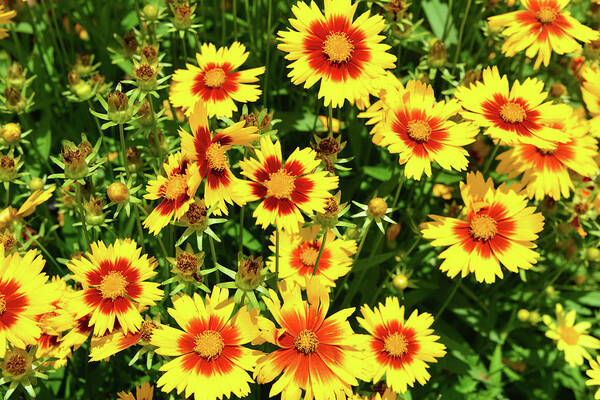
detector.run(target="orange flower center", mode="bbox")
[300,246,319,266]
[559,326,580,346]
[204,68,226,88]
[469,214,498,241]
[536,6,557,24]
[140,321,158,343]
[164,175,188,200]
[294,329,319,354]
[4,353,27,376]
[99,271,128,300]
[499,102,526,124]
[407,120,432,142]
[383,332,408,357]
[194,330,224,360]
[205,143,228,171]
[0,294,6,315]
[323,32,354,63]
[265,170,295,199]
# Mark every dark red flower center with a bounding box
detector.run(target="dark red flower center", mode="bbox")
[323,32,354,63]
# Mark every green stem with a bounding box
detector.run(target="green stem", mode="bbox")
[119,123,145,249]
[209,236,220,283]
[435,278,463,321]
[182,33,188,65]
[75,184,91,250]
[327,104,333,137]
[233,0,238,41]
[263,0,272,106]
[312,230,328,275]
[221,0,226,45]
[451,0,472,71]
[5,183,9,206]
[275,226,280,275]
[392,174,406,207]
[238,206,245,255]
[442,0,454,41]
[244,0,255,50]
[483,143,500,175]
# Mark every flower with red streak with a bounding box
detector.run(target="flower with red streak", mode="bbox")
[488,0,599,69]
[0,248,54,358]
[180,102,259,215]
[267,225,357,289]
[254,281,367,400]
[143,152,196,235]
[170,42,265,118]
[67,239,162,336]
[277,0,397,108]
[371,80,479,180]
[357,296,446,394]
[239,136,339,233]
[150,287,262,400]
[496,113,598,200]
[421,172,545,283]
[455,66,571,150]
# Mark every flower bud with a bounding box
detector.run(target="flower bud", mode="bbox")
[143,3,160,21]
[2,123,21,144]
[392,273,408,291]
[528,311,541,324]
[107,182,129,203]
[4,87,26,113]
[587,248,600,261]
[175,250,204,280]
[173,4,193,29]
[84,197,105,226]
[137,99,153,127]
[126,147,143,171]
[235,255,264,291]
[549,83,566,98]
[6,62,24,89]
[0,155,18,182]
[0,231,16,253]
[2,348,31,378]
[387,223,402,242]
[517,309,530,322]
[29,177,44,191]
[135,63,158,91]
[74,53,94,76]
[181,200,208,230]
[122,30,138,56]
[61,144,89,179]
[368,197,388,218]
[141,45,159,65]
[108,90,129,112]
[428,39,447,68]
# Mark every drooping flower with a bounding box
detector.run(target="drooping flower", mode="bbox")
[254,281,367,400]
[488,0,599,69]
[117,382,154,400]
[151,287,262,400]
[543,304,600,366]
[421,172,545,283]
[239,136,339,233]
[0,249,54,358]
[170,42,265,118]
[496,113,598,200]
[143,152,196,235]
[0,185,55,231]
[277,0,397,108]
[357,296,446,394]
[267,225,356,289]
[586,356,600,400]
[371,80,479,180]
[455,66,571,149]
[179,101,259,214]
[67,239,163,336]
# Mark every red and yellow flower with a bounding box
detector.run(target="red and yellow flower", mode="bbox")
[582,66,600,117]
[357,296,446,394]
[421,172,545,283]
[488,0,599,69]
[372,80,479,180]
[277,0,397,108]
[151,287,262,400]
[180,102,259,215]
[455,66,570,149]
[143,152,196,235]
[170,42,265,118]
[267,225,356,289]
[0,248,54,358]
[67,239,163,336]
[254,282,366,400]
[496,113,598,200]
[89,315,159,361]
[239,136,339,233]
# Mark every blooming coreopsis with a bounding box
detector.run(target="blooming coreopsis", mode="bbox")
[421,172,545,283]
[277,0,397,107]
[170,42,265,118]
[488,0,599,69]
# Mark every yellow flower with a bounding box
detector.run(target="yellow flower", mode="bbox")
[0,5,16,40]
[586,356,600,400]
[117,382,154,400]
[543,304,600,366]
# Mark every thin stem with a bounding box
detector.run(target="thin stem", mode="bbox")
[263,0,272,106]
[451,0,472,71]
[182,33,188,65]
[435,278,463,321]
[312,230,328,275]
[244,0,255,50]
[238,206,245,255]
[327,104,333,137]
[483,143,500,175]
[233,0,238,41]
[392,174,406,207]
[119,123,145,249]
[221,0,226,45]
[354,223,371,261]
[209,236,220,283]
[75,184,91,250]
[442,0,454,41]
[4,183,8,206]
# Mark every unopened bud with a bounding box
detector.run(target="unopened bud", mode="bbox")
[107,182,129,203]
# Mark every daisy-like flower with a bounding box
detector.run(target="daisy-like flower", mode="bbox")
[357,297,446,394]
[373,80,479,180]
[254,281,367,400]
[488,0,599,69]
[180,102,259,215]
[277,0,397,108]
[0,5,16,40]
[239,136,339,233]
[143,152,196,235]
[455,66,571,149]
[543,304,600,366]
[267,225,357,289]
[421,172,545,284]
[67,239,163,336]
[89,316,159,362]
[117,382,154,400]
[0,248,54,358]
[586,356,600,400]
[150,287,262,400]
[496,114,598,200]
[170,42,265,118]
